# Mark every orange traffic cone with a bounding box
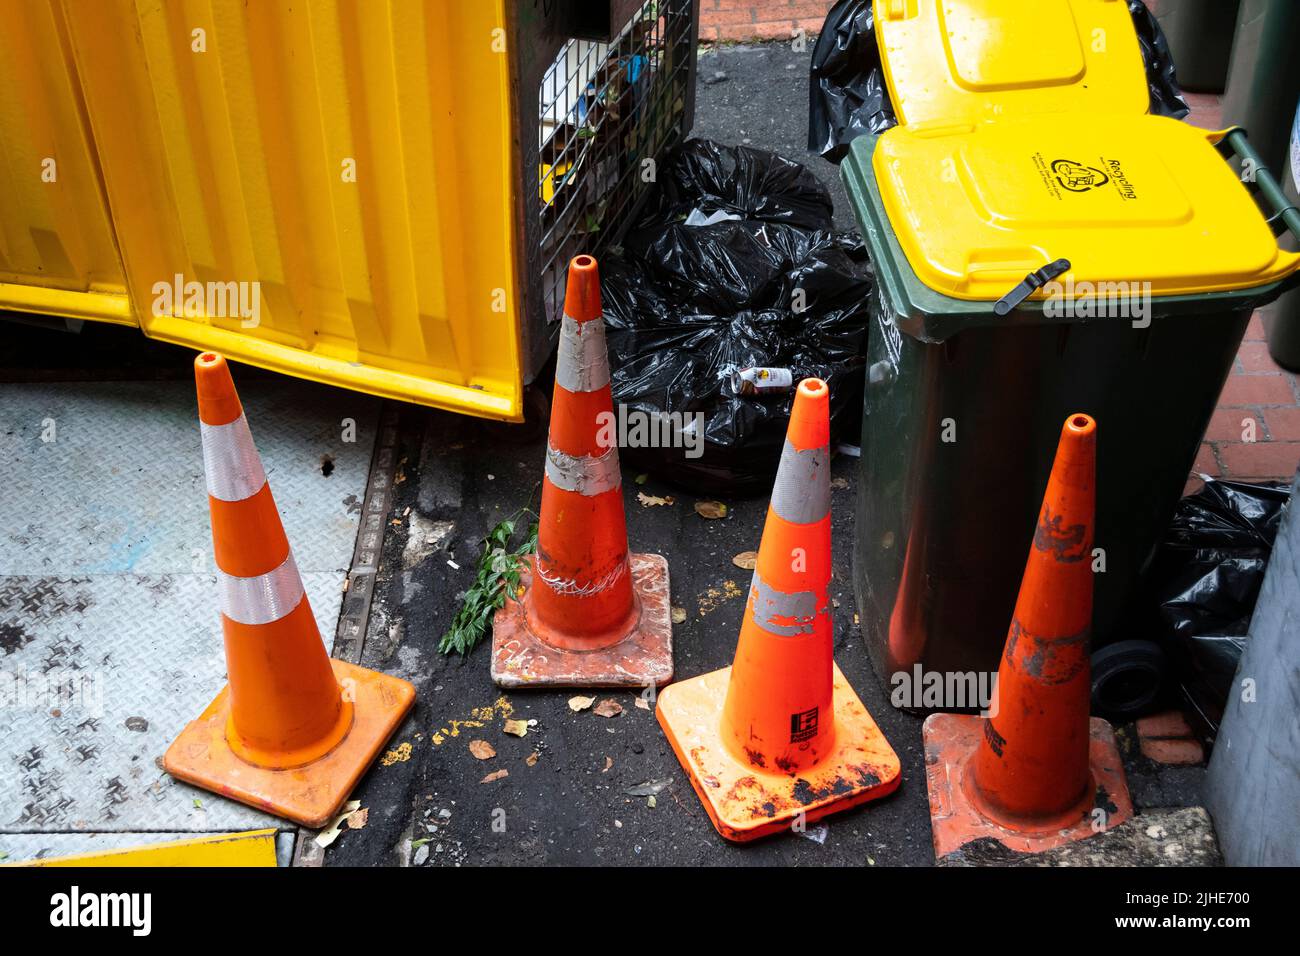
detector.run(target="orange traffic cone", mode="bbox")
[164,352,415,828]
[657,378,900,842]
[490,255,673,687]
[922,413,1132,857]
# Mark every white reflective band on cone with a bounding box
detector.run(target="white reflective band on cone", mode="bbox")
[219,552,306,626]
[749,570,821,637]
[545,444,621,496]
[555,314,612,393]
[201,414,267,502]
[770,440,830,524]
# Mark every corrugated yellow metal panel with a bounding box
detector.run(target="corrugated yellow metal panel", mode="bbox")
[59,0,523,419]
[5,829,279,867]
[0,0,130,320]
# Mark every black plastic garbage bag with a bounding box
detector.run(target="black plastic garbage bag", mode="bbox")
[809,0,1190,164]
[1127,0,1191,121]
[1141,478,1290,741]
[807,0,893,164]
[601,140,873,496]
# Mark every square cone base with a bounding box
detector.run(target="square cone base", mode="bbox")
[923,713,1133,859]
[656,662,901,842]
[490,552,673,689]
[164,659,415,829]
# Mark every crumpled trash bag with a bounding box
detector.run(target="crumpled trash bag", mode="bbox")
[809,0,1190,163]
[1127,0,1190,121]
[1140,477,1290,740]
[601,139,872,495]
[807,0,893,164]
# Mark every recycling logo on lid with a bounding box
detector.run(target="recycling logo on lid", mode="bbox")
[1050,159,1111,193]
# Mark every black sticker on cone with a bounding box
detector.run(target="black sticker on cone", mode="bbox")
[791,707,819,742]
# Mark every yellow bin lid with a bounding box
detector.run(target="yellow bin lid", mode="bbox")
[875,0,1151,126]
[872,114,1300,300]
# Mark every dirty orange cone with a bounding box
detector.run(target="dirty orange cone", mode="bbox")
[922,413,1132,857]
[657,378,900,841]
[490,254,672,688]
[164,352,415,828]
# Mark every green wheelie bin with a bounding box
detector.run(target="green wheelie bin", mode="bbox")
[842,113,1300,707]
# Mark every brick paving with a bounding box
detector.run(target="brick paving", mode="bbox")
[699,0,1300,484]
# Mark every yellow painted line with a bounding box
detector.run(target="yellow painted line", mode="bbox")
[3,829,278,867]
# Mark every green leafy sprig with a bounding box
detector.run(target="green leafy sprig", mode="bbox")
[437,516,538,657]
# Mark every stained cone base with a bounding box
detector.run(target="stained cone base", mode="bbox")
[657,662,901,842]
[923,713,1133,858]
[164,659,415,828]
[491,553,673,688]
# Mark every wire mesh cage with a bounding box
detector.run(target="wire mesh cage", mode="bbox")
[521,0,698,380]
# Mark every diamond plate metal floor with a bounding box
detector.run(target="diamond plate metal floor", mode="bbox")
[0,379,378,862]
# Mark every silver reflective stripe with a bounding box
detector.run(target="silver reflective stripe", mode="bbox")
[536,557,628,597]
[201,414,266,502]
[555,313,611,393]
[219,552,305,626]
[545,444,621,496]
[749,570,821,637]
[770,440,830,524]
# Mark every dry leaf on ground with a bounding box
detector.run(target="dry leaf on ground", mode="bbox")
[695,501,728,519]
[346,807,369,830]
[638,492,674,507]
[568,695,596,712]
[503,718,529,737]
[671,606,687,624]
[480,769,509,784]
[593,699,623,718]
[731,550,758,570]
[314,799,363,848]
[469,739,496,760]
[526,751,540,767]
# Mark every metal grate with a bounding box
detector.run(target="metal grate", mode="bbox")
[535,0,695,328]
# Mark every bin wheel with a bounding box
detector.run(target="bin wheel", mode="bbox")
[1090,639,1168,721]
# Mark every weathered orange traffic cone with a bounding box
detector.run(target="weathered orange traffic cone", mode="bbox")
[657,378,900,842]
[164,352,415,828]
[922,413,1132,857]
[490,254,672,687]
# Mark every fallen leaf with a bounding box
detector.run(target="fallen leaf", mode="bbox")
[671,606,687,624]
[468,739,496,760]
[526,751,540,767]
[634,696,650,710]
[568,695,596,712]
[731,550,758,570]
[602,756,614,773]
[503,718,529,737]
[637,492,674,507]
[314,799,363,848]
[625,779,671,797]
[480,769,510,784]
[381,741,412,766]
[695,500,728,519]
[831,477,849,490]
[593,698,623,718]
[648,795,657,808]
[346,807,369,830]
